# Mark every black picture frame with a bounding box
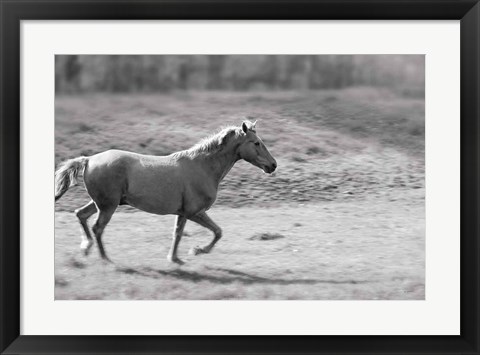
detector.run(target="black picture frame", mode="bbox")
[1,1,479,354]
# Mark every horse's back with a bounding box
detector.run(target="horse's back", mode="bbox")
[87,149,175,173]
[86,149,143,179]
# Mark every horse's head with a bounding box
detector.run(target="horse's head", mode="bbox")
[237,120,277,174]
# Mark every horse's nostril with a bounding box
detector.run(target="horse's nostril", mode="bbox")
[271,163,277,172]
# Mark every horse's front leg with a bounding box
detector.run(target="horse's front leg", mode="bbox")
[167,215,187,265]
[188,211,222,256]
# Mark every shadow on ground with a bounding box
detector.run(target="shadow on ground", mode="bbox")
[115,264,368,286]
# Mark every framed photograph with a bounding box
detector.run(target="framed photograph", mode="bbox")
[1,0,479,354]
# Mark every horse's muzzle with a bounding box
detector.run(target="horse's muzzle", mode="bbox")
[264,162,277,174]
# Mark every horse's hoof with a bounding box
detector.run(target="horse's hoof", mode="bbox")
[80,240,93,256]
[189,246,206,256]
[167,255,185,265]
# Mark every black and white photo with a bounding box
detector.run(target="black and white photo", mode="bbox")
[54,55,425,300]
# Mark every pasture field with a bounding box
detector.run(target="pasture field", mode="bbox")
[55,88,425,300]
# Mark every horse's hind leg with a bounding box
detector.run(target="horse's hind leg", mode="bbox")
[188,211,222,256]
[167,215,187,265]
[92,206,116,261]
[75,200,97,255]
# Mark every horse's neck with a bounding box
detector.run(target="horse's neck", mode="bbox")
[202,145,239,185]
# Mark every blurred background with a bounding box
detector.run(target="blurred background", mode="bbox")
[56,55,424,95]
[55,55,425,300]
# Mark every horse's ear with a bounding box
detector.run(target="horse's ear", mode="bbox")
[242,121,249,134]
[252,120,257,129]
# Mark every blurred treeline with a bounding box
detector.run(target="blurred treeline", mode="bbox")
[55,55,424,94]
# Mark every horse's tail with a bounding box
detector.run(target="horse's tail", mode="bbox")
[54,156,88,201]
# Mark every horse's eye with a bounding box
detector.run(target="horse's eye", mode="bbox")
[254,142,260,146]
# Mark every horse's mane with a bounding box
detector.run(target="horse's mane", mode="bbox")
[175,126,243,159]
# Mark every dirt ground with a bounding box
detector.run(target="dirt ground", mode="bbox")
[55,88,425,300]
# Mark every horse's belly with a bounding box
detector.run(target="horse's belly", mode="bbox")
[126,189,182,215]
[125,170,183,215]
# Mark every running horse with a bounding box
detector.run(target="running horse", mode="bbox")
[54,120,277,264]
